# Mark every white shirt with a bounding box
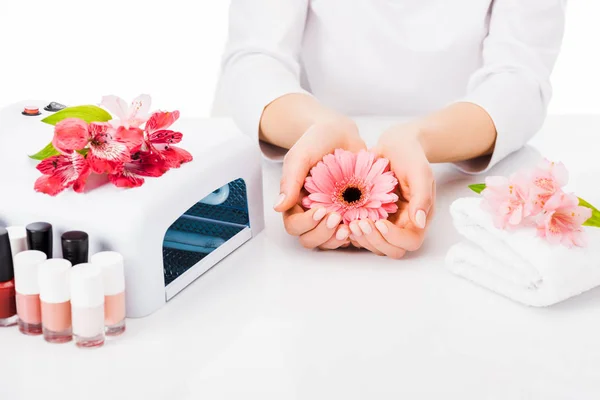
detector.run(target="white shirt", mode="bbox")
[213,0,566,172]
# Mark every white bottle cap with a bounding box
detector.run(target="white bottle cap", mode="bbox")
[38,259,72,304]
[91,251,125,296]
[14,250,47,295]
[6,226,28,257]
[70,263,104,308]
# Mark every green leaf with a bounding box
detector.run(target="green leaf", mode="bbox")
[468,183,486,194]
[28,142,60,160]
[580,197,600,228]
[41,105,112,126]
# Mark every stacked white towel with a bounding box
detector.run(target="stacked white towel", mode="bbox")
[446,197,600,306]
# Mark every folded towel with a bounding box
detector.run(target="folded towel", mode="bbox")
[446,197,600,306]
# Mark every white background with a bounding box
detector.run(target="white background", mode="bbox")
[0,1,599,116]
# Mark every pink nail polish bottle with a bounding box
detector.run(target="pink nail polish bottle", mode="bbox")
[91,251,126,336]
[14,250,47,335]
[38,259,72,343]
[70,263,105,348]
[6,226,28,256]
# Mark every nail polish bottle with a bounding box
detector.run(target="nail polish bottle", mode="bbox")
[38,259,72,343]
[0,228,17,327]
[91,251,126,336]
[26,222,53,259]
[6,226,28,256]
[61,231,89,266]
[70,263,105,348]
[14,250,47,335]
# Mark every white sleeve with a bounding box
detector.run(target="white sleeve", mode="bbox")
[457,0,567,174]
[216,0,311,160]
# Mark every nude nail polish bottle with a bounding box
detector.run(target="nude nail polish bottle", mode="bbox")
[91,251,126,336]
[38,259,72,343]
[26,222,53,259]
[70,263,105,348]
[14,250,47,335]
[0,228,17,327]
[6,226,28,256]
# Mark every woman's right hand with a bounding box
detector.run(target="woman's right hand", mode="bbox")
[274,118,367,250]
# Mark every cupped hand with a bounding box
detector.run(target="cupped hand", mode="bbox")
[348,124,436,259]
[275,118,367,250]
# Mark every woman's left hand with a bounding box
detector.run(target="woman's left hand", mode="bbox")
[348,124,436,259]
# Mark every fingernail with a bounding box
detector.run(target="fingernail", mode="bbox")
[375,220,388,234]
[313,208,327,221]
[358,220,372,235]
[326,213,342,229]
[349,221,362,237]
[273,193,285,209]
[336,226,349,241]
[415,210,427,229]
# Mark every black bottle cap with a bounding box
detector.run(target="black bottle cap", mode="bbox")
[26,222,53,259]
[0,228,14,282]
[61,231,89,266]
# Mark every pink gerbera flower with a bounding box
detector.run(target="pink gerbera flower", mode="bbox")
[34,152,91,196]
[302,149,399,224]
[536,192,592,248]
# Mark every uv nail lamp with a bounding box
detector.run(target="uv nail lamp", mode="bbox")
[0,101,265,317]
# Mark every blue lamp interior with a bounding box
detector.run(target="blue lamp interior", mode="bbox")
[162,178,249,286]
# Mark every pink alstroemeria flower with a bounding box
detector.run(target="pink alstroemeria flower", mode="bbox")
[101,94,151,151]
[528,159,569,214]
[536,192,592,248]
[143,111,193,168]
[34,152,91,196]
[100,94,151,129]
[52,118,130,174]
[108,150,170,188]
[302,149,399,224]
[481,174,530,229]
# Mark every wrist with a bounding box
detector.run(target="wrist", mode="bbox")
[379,123,430,160]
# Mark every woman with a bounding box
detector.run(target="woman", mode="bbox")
[213,0,566,258]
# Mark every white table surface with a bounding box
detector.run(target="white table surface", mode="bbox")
[2,115,600,400]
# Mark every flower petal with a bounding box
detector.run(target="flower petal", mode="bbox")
[145,111,180,134]
[322,154,344,182]
[53,118,90,153]
[128,94,152,126]
[308,193,332,203]
[334,149,356,179]
[365,158,389,182]
[354,150,375,180]
[159,145,193,168]
[113,126,144,151]
[309,161,336,194]
[100,95,129,120]
[88,141,130,174]
[108,170,145,188]
[34,153,89,195]
[147,129,183,145]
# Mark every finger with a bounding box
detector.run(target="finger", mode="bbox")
[275,146,313,212]
[406,166,435,229]
[283,206,327,236]
[319,225,351,250]
[298,212,343,249]
[373,219,425,252]
[349,221,384,256]
[358,220,406,259]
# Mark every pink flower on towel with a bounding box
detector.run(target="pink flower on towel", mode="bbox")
[481,174,530,229]
[528,159,569,214]
[536,192,592,248]
[302,149,399,224]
